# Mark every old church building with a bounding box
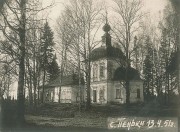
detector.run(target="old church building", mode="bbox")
[89,21,143,104]
[41,21,144,104]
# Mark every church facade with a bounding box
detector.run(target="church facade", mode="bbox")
[89,22,144,104]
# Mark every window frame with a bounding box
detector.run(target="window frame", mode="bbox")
[93,90,97,102]
[99,62,105,78]
[137,89,140,99]
[99,89,105,99]
[116,89,122,99]
[93,64,98,80]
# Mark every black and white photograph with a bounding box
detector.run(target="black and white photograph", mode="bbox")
[0,0,179,131]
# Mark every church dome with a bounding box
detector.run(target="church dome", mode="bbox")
[89,46,125,61]
[103,23,111,32]
[113,67,141,81]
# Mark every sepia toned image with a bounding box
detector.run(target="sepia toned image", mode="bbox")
[0,0,179,131]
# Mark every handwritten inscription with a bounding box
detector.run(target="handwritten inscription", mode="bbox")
[108,117,178,131]
[147,119,175,128]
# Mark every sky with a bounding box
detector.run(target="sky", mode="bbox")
[41,0,170,46]
[9,0,169,99]
[42,0,169,28]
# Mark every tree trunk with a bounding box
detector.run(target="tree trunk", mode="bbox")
[58,44,66,103]
[125,80,130,105]
[27,60,33,105]
[167,73,170,104]
[37,61,40,104]
[58,86,61,103]
[125,51,130,105]
[33,38,37,108]
[37,75,41,104]
[42,68,46,103]
[77,37,82,111]
[86,25,91,110]
[17,0,26,126]
[33,79,37,107]
[86,71,91,110]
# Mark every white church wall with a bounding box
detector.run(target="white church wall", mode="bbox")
[129,80,144,103]
[110,81,126,104]
[60,86,72,103]
[47,85,85,103]
[71,86,78,103]
[91,59,108,82]
[71,85,84,103]
[107,82,113,101]
[107,59,121,78]
[54,87,59,102]
[91,82,107,104]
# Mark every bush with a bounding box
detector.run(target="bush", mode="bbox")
[1,99,17,127]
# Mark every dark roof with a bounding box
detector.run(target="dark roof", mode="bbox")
[41,74,84,89]
[90,46,125,61]
[113,67,141,81]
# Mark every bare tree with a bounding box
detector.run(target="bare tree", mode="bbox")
[158,4,179,104]
[0,56,17,100]
[56,0,103,109]
[0,0,53,125]
[169,0,180,98]
[112,0,144,105]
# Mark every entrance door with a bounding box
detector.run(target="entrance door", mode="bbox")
[93,90,97,102]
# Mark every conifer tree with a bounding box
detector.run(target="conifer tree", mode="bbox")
[159,28,171,104]
[48,55,60,82]
[40,21,55,103]
[143,36,154,101]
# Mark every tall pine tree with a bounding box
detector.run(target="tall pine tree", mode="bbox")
[40,21,55,103]
[159,28,171,104]
[143,36,154,102]
[48,55,60,82]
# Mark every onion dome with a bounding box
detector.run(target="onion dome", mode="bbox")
[103,23,111,32]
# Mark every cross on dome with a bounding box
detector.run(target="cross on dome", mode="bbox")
[102,11,111,32]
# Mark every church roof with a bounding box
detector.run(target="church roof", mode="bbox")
[90,46,125,61]
[113,67,141,81]
[40,74,84,89]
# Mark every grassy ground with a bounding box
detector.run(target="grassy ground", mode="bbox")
[1,100,179,131]
[25,101,179,129]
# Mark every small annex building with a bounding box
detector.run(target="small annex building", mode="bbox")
[40,74,84,103]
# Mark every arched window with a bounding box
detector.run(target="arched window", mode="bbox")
[93,64,98,80]
[100,62,105,78]
[116,89,122,99]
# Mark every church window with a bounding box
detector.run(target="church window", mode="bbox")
[137,89,140,99]
[93,64,98,80]
[99,89,105,100]
[107,63,112,79]
[116,89,122,99]
[93,90,97,102]
[100,63,105,78]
